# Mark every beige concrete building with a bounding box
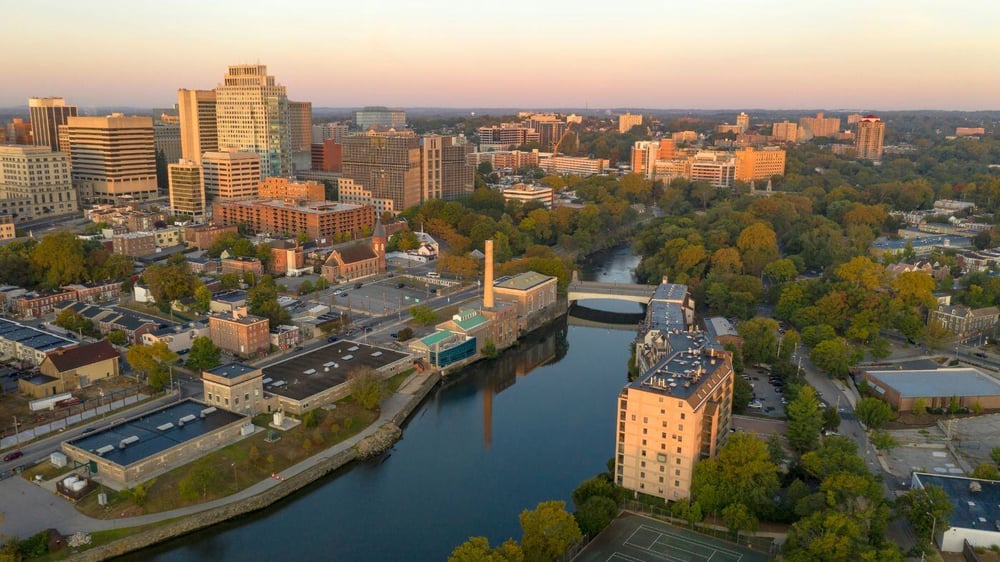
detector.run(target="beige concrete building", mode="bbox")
[863,368,1000,412]
[734,146,786,182]
[215,64,292,179]
[771,121,798,142]
[209,310,270,358]
[501,184,554,209]
[202,362,265,415]
[0,214,14,240]
[177,89,218,164]
[538,155,607,176]
[29,97,77,152]
[39,339,120,389]
[336,177,397,216]
[616,342,734,502]
[341,130,422,212]
[420,134,474,201]
[736,112,750,133]
[202,150,261,199]
[798,112,840,139]
[112,232,156,257]
[618,113,643,134]
[0,145,78,221]
[168,159,206,220]
[476,124,540,151]
[66,114,158,203]
[856,115,886,161]
[493,271,558,333]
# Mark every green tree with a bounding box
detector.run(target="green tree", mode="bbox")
[142,261,196,312]
[737,317,779,366]
[126,342,178,391]
[736,222,779,276]
[722,502,758,538]
[54,308,97,338]
[574,496,619,537]
[991,446,1000,466]
[732,375,753,414]
[409,304,438,326]
[194,284,213,313]
[800,437,868,480]
[178,460,222,500]
[186,336,222,372]
[691,433,780,517]
[855,397,892,430]
[519,501,582,562]
[482,338,499,359]
[786,386,823,453]
[809,338,857,378]
[247,275,291,327]
[449,537,523,562]
[972,462,1000,480]
[822,407,841,432]
[870,431,898,452]
[219,273,241,291]
[31,232,88,288]
[572,476,620,508]
[349,366,386,410]
[896,484,952,547]
[107,330,127,346]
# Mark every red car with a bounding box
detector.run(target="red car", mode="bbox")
[3,451,23,462]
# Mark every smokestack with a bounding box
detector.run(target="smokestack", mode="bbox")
[484,239,494,309]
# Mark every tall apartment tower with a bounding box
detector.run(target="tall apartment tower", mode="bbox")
[734,147,786,182]
[855,115,885,161]
[619,113,643,134]
[288,101,313,171]
[177,89,218,164]
[66,114,158,203]
[0,145,77,220]
[421,135,474,201]
[28,97,77,152]
[215,64,291,179]
[202,151,261,200]
[341,130,422,212]
[798,112,841,139]
[168,159,206,220]
[631,140,660,179]
[736,112,750,133]
[771,121,798,143]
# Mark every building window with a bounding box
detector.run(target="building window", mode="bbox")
[674,481,679,487]
[676,458,681,465]
[675,469,681,476]
[680,413,686,420]
[676,447,682,454]
[642,428,647,435]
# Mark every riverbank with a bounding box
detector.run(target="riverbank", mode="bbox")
[52,369,441,562]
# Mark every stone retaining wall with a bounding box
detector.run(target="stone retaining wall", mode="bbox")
[63,370,444,561]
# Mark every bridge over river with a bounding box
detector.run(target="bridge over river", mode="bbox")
[567,272,658,305]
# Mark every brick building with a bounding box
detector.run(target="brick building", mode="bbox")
[220,256,264,277]
[212,198,373,244]
[112,232,157,257]
[13,290,77,318]
[257,177,325,201]
[321,219,386,282]
[184,223,238,251]
[208,310,270,357]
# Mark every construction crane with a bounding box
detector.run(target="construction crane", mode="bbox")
[551,122,575,158]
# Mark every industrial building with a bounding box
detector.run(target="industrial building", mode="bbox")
[912,472,1000,552]
[61,399,250,488]
[862,368,1000,411]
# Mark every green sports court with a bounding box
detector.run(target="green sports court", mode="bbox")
[574,512,771,562]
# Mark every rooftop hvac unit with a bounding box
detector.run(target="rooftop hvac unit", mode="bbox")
[323,361,336,368]
[157,422,174,431]
[262,377,273,385]
[303,369,316,375]
[272,380,286,388]
[179,414,196,425]
[119,435,139,448]
[95,445,115,455]
[371,351,382,357]
[200,407,217,417]
[342,355,354,361]
[348,346,359,352]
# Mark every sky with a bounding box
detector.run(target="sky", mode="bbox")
[4,0,1000,110]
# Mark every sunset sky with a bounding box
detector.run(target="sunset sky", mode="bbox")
[5,0,998,110]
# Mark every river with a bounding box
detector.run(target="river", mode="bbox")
[127,246,642,561]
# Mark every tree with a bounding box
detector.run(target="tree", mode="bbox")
[482,338,499,359]
[574,496,619,537]
[991,446,1000,466]
[786,386,823,453]
[800,437,868,481]
[126,342,178,391]
[822,407,841,432]
[54,308,97,338]
[911,397,928,416]
[349,367,385,410]
[107,330,127,346]
[179,459,222,500]
[855,397,892,430]
[396,327,414,341]
[896,484,952,547]
[737,317,779,366]
[194,285,213,313]
[691,433,780,517]
[186,336,222,372]
[519,501,582,562]
[219,273,241,291]
[449,537,523,562]
[736,222,779,276]
[722,502,758,538]
[809,338,857,379]
[31,232,88,288]
[572,476,620,508]
[142,262,196,312]
[247,275,291,327]
[409,304,438,326]
[972,462,1000,480]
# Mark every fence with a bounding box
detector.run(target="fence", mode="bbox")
[622,500,777,558]
[963,539,983,562]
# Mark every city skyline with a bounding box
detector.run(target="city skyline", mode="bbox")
[6,0,998,110]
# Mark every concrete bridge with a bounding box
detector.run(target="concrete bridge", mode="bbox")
[567,274,658,305]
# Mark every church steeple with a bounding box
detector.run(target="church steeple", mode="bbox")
[372,216,386,258]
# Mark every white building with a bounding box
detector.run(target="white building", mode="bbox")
[0,145,78,221]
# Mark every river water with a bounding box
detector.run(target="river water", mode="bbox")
[128,246,642,561]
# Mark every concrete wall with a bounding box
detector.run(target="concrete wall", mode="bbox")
[941,527,1000,553]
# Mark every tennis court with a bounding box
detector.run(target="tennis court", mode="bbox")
[575,513,769,562]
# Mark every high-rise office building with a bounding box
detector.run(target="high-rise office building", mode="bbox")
[5,119,32,145]
[28,97,77,152]
[771,121,798,142]
[341,130,422,212]
[168,159,206,220]
[855,115,885,161]
[352,107,406,131]
[619,112,644,134]
[202,151,261,200]
[736,112,750,133]
[66,114,158,203]
[526,114,567,151]
[215,64,291,179]
[421,135,474,201]
[734,146,786,182]
[0,145,77,220]
[477,124,540,151]
[313,122,350,144]
[289,101,313,171]
[177,89,218,164]
[798,112,841,139]
[154,122,182,165]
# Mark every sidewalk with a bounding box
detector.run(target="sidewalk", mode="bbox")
[0,371,433,539]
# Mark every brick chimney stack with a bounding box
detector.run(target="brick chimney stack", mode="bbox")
[484,239,494,309]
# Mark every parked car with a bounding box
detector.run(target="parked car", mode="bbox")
[354,282,363,289]
[327,336,339,343]
[3,451,23,462]
[294,346,304,352]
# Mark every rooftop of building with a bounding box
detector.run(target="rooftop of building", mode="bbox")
[205,362,258,379]
[631,333,728,401]
[418,330,457,348]
[0,318,73,350]
[45,340,119,372]
[221,256,260,264]
[652,282,689,303]
[329,243,377,264]
[211,290,247,303]
[914,473,1000,532]
[871,235,971,251]
[448,309,489,332]
[704,317,738,340]
[219,198,365,215]
[494,271,556,292]
[262,340,409,402]
[66,399,244,468]
[210,313,268,326]
[648,301,687,332]
[866,368,1000,398]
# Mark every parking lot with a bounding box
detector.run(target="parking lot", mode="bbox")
[743,367,786,418]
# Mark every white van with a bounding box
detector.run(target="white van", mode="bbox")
[426,272,440,278]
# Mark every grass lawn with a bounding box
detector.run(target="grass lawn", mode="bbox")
[21,462,74,482]
[385,369,415,393]
[75,399,378,519]
[32,517,183,561]
[117,301,196,323]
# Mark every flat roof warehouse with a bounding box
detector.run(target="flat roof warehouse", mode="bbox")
[66,400,244,468]
[263,340,410,401]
